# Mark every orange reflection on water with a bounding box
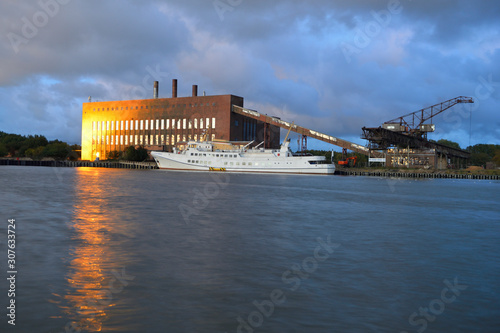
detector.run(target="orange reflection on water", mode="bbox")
[62,168,119,332]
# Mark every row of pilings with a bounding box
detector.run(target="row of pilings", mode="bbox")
[0,159,158,170]
[335,169,499,180]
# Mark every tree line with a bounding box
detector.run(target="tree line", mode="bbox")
[0,131,80,160]
[0,131,149,162]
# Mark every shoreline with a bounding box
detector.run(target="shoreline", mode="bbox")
[335,167,500,180]
[1,159,499,179]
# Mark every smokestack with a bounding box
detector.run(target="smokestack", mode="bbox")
[172,79,178,98]
[153,81,159,99]
[192,85,198,97]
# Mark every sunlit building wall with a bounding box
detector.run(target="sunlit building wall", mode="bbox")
[81,81,279,161]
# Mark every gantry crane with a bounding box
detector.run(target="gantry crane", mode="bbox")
[381,96,474,139]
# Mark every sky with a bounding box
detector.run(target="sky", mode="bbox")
[1,0,499,150]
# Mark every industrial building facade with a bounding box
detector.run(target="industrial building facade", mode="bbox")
[81,80,279,161]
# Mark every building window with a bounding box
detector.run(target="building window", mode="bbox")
[125,135,128,146]
[111,121,114,131]
[111,135,114,145]
[177,134,180,143]
[116,121,120,130]
[194,134,198,142]
[161,135,164,145]
[212,134,215,141]
[106,135,109,145]
[135,135,138,145]
[106,121,109,131]
[144,135,148,145]
[183,119,186,130]
[145,119,148,130]
[120,135,123,145]
[182,135,186,142]
[156,119,159,130]
[129,120,132,131]
[194,118,198,129]
[140,135,143,145]
[177,119,181,129]
[140,120,143,130]
[121,120,124,131]
[92,121,95,132]
[151,119,154,130]
[161,119,165,130]
[155,135,159,145]
[200,118,204,129]
[167,119,170,129]
[116,135,119,145]
[130,135,134,145]
[150,135,154,145]
[206,118,210,129]
[212,118,216,129]
[188,120,192,129]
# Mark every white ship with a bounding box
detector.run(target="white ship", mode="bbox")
[151,138,335,175]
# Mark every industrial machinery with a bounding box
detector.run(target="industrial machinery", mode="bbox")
[362,96,474,169]
[338,148,357,167]
[381,96,474,140]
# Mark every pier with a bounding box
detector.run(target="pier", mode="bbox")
[335,169,499,180]
[0,159,157,170]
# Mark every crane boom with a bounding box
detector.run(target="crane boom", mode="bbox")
[384,96,474,134]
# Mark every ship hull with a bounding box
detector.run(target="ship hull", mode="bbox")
[151,151,335,175]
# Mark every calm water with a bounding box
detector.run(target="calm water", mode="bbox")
[0,166,499,333]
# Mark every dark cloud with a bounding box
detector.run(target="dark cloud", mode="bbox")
[0,0,498,148]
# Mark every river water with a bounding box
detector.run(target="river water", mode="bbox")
[0,166,499,333]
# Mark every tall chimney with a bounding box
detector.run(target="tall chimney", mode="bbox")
[192,85,198,97]
[153,81,159,99]
[172,79,178,98]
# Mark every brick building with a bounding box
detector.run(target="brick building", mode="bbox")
[81,80,280,161]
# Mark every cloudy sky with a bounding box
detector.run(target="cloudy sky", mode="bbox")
[1,0,499,150]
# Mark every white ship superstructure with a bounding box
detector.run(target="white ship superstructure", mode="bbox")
[151,139,335,174]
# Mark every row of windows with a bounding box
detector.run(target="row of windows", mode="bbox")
[93,103,217,112]
[93,134,216,146]
[92,118,216,132]
[188,160,254,166]
[190,153,238,158]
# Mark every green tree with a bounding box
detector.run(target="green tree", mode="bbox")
[0,143,7,157]
[43,142,71,160]
[437,139,461,150]
[493,150,500,166]
[470,153,490,167]
[123,146,148,161]
[25,146,45,160]
[123,146,138,161]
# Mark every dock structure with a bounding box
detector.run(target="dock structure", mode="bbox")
[232,105,371,156]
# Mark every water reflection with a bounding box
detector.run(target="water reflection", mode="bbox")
[60,168,132,332]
